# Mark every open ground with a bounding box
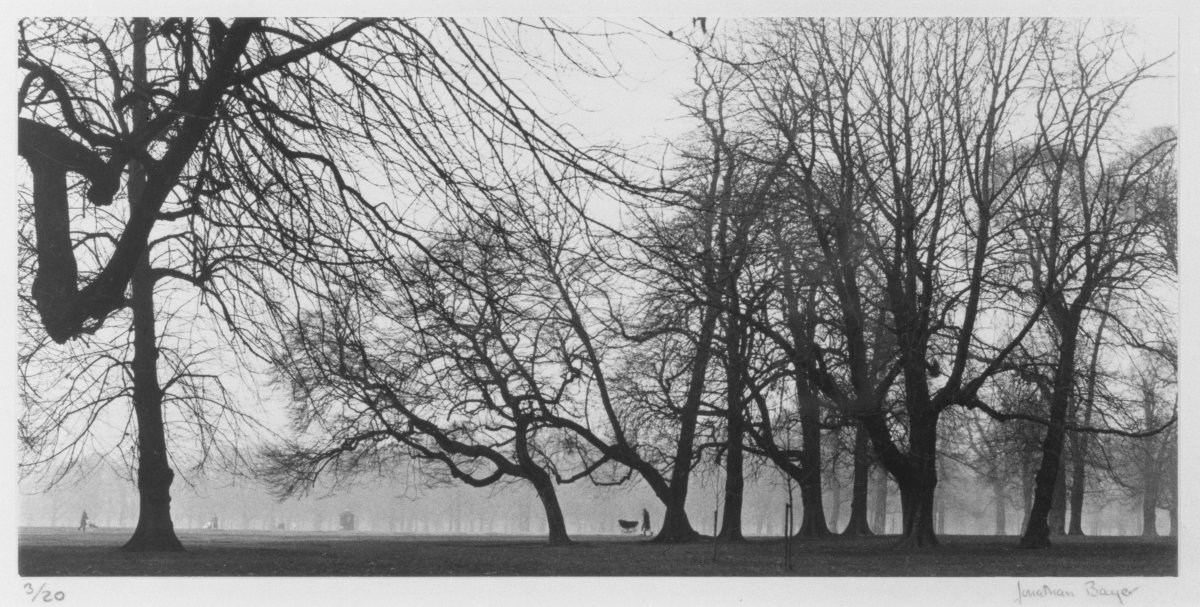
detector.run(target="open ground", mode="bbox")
[18,528,1176,577]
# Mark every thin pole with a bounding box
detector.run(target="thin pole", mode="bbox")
[783,503,791,570]
[712,509,718,562]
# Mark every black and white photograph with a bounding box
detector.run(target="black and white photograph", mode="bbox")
[6,3,1195,606]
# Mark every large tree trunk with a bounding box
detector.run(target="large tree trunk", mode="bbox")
[795,383,831,537]
[122,237,183,552]
[121,20,183,553]
[1069,294,1109,536]
[895,410,939,548]
[654,492,700,542]
[842,424,874,536]
[896,471,938,547]
[717,316,746,542]
[717,416,745,541]
[1141,474,1159,537]
[1049,443,1068,535]
[650,309,717,543]
[717,426,745,541]
[529,473,571,545]
[1020,325,1079,549]
[858,407,938,548]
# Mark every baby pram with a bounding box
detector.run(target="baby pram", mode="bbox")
[617,519,640,534]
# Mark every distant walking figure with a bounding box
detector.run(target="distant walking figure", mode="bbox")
[78,510,89,531]
[641,508,651,536]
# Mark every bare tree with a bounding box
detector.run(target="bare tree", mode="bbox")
[1011,28,1174,547]
[18,17,644,551]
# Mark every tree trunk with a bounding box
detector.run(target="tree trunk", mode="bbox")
[1020,456,1034,531]
[1049,443,1068,535]
[1020,326,1079,549]
[1141,473,1159,537]
[1066,428,1089,535]
[717,315,746,542]
[895,411,939,548]
[896,471,938,547]
[993,479,1007,535]
[650,308,716,544]
[858,404,938,548]
[841,424,873,536]
[653,491,700,542]
[827,468,841,531]
[1070,292,1109,536]
[935,492,946,535]
[529,473,571,545]
[717,417,745,541]
[795,383,831,537]
[121,248,183,552]
[121,19,183,553]
[872,466,889,534]
[1168,506,1176,537]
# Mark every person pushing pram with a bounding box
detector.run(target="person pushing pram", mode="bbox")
[617,508,653,536]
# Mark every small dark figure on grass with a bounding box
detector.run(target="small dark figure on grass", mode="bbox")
[78,511,89,531]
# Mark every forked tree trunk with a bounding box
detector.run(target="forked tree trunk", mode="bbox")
[121,19,183,553]
[895,411,939,548]
[842,425,874,536]
[859,406,939,548]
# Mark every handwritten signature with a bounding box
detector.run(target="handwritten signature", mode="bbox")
[1017,581,1139,604]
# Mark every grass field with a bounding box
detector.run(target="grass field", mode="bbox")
[17,527,1176,577]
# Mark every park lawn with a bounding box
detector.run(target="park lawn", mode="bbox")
[17,527,1176,577]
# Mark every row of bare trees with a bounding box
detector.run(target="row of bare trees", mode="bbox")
[19,18,1175,553]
